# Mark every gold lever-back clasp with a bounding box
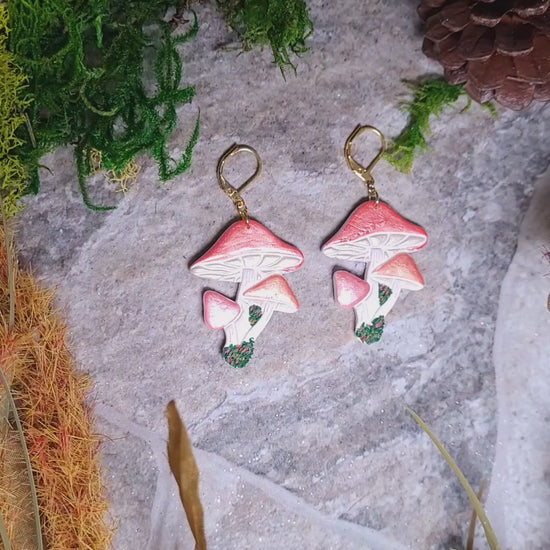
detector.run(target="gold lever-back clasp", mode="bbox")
[344,125,386,203]
[217,144,262,225]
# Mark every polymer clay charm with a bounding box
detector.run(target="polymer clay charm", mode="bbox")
[190,145,303,367]
[322,125,428,344]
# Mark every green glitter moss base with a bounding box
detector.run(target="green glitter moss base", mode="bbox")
[223,338,255,368]
[356,316,385,345]
[379,284,392,306]
[249,304,262,326]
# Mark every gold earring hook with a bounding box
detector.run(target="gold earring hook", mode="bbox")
[217,143,262,225]
[344,125,386,203]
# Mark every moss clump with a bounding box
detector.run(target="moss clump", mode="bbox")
[217,0,313,74]
[355,316,385,345]
[248,304,262,326]
[223,338,255,368]
[378,284,392,306]
[384,78,498,174]
[8,0,199,211]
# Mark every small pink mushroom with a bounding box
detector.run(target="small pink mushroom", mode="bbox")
[203,290,241,346]
[242,274,299,340]
[333,270,371,309]
[371,253,425,319]
[203,291,241,330]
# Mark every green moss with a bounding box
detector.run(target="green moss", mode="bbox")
[383,79,466,174]
[383,78,499,174]
[217,0,313,74]
[8,1,199,211]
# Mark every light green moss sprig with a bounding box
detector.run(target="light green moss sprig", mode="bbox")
[217,0,313,75]
[0,5,31,217]
[384,78,497,174]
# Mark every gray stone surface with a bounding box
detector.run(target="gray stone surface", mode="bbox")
[14,1,550,549]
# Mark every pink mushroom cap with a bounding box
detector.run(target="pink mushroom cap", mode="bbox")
[333,270,371,308]
[371,253,425,290]
[203,290,241,329]
[243,274,299,313]
[322,201,428,262]
[191,220,304,282]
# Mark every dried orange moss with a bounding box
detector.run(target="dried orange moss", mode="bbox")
[0,226,112,549]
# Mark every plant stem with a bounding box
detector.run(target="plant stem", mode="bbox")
[408,409,501,550]
[0,509,13,550]
[0,368,44,550]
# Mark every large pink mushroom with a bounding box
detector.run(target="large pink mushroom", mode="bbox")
[191,220,304,365]
[322,201,427,274]
[323,201,427,341]
[191,220,304,290]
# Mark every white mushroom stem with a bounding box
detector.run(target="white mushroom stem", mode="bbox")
[354,248,387,327]
[225,304,254,346]
[352,290,381,329]
[222,320,240,347]
[244,301,276,341]
[237,268,261,300]
[373,282,402,319]
[366,248,385,279]
[226,268,263,345]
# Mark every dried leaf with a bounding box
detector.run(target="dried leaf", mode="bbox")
[166,400,206,550]
[408,408,502,550]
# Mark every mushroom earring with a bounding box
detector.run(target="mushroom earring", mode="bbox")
[190,144,304,368]
[322,125,428,344]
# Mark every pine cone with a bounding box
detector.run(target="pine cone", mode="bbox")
[418,0,550,110]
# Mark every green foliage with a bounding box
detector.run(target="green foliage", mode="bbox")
[217,0,313,74]
[0,5,31,217]
[223,338,255,368]
[355,316,385,345]
[8,1,199,210]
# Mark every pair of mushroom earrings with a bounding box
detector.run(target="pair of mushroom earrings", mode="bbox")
[190,125,428,368]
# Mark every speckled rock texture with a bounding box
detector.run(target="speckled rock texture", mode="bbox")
[15,1,550,549]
